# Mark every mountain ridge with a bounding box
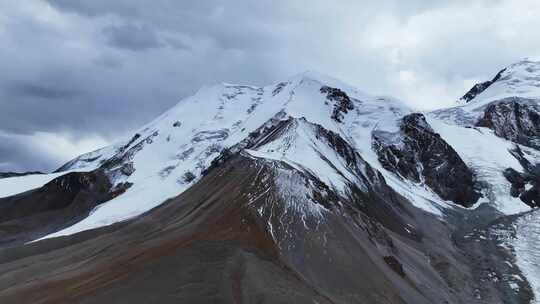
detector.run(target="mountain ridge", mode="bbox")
[0,60,539,303]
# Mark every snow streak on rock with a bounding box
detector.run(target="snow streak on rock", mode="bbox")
[512,212,540,303]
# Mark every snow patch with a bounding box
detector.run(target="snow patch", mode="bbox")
[427,117,530,214]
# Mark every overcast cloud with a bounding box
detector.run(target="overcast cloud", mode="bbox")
[1,0,540,172]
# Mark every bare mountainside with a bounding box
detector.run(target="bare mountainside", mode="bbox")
[1,61,540,303]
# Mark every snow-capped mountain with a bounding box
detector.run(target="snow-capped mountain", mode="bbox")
[0,62,539,303]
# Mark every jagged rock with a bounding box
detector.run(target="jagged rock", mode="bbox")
[503,158,540,208]
[373,113,481,207]
[503,168,526,198]
[320,86,354,122]
[476,98,540,149]
[460,68,506,103]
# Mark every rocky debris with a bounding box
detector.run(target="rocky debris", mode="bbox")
[320,86,354,122]
[453,209,536,304]
[476,98,540,149]
[373,113,481,207]
[460,68,506,103]
[384,256,406,277]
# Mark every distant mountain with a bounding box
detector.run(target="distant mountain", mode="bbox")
[0,171,42,179]
[0,62,539,303]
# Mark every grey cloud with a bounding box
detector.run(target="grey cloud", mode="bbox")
[93,54,124,69]
[102,23,163,51]
[163,37,191,51]
[8,82,82,100]
[45,0,142,18]
[0,134,57,172]
[0,0,538,172]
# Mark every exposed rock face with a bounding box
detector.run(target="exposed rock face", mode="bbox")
[460,68,506,103]
[0,170,120,246]
[504,147,540,208]
[476,98,540,149]
[373,113,481,207]
[320,86,354,122]
[503,168,540,208]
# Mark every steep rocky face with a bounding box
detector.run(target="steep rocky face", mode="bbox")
[503,147,540,208]
[373,113,481,207]
[476,98,540,149]
[503,168,540,208]
[460,68,506,103]
[320,85,354,122]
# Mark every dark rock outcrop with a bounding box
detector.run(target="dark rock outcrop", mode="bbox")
[503,147,540,208]
[460,68,506,103]
[0,171,43,179]
[0,170,122,246]
[373,113,481,207]
[320,86,354,122]
[476,98,540,149]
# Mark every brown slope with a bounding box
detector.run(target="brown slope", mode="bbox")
[0,153,478,304]
[0,155,333,304]
[0,170,118,247]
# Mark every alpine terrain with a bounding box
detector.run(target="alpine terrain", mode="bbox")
[1,59,540,303]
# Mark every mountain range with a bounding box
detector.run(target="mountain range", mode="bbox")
[0,59,539,303]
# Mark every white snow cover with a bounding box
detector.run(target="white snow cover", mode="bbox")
[423,60,540,214]
[245,119,363,193]
[465,59,540,107]
[0,172,73,198]
[59,143,124,172]
[41,71,415,239]
[38,66,537,240]
[426,118,530,214]
[432,59,540,126]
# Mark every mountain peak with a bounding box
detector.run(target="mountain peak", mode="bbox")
[459,58,540,105]
[3,62,540,303]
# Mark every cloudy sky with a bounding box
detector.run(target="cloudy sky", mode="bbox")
[1,0,540,172]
